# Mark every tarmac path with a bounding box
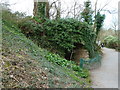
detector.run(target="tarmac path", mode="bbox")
[91,47,118,88]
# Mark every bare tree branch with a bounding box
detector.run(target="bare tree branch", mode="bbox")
[98,0,112,12]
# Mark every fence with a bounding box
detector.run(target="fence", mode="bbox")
[80,54,102,69]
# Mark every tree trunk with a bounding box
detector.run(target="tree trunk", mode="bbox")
[33,1,38,16]
[33,1,50,18]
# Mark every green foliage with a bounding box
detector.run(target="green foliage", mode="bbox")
[43,19,82,51]
[45,52,89,78]
[34,2,48,18]
[2,18,91,88]
[18,18,42,36]
[79,23,96,58]
[81,1,105,46]
[37,2,46,17]
[2,6,16,25]
[42,19,96,57]
[81,0,93,25]
[103,35,119,49]
[95,12,105,35]
[19,17,96,58]
[2,4,26,26]
[97,29,116,42]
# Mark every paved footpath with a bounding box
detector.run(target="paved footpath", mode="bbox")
[91,47,118,88]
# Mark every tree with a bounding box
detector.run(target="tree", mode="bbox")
[94,11,105,36]
[33,0,49,18]
[63,0,84,20]
[81,0,93,25]
[111,16,118,35]
[55,0,61,20]
[33,0,62,20]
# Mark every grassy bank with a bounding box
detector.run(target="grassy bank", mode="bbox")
[2,19,91,88]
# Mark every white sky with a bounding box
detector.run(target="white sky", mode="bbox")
[0,0,119,29]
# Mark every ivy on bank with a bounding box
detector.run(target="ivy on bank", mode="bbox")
[19,17,97,58]
[36,18,96,58]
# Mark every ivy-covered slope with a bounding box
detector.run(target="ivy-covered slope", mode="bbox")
[2,20,91,88]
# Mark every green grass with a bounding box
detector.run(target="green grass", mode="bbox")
[2,20,91,88]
